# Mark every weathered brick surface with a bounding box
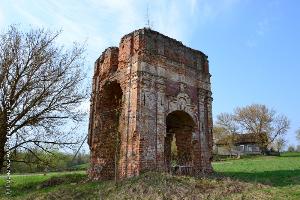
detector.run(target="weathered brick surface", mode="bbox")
[88,28,213,180]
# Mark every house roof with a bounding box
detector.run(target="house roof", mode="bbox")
[215,133,267,145]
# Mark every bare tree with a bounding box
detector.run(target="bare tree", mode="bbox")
[273,137,286,152]
[214,114,239,157]
[213,125,228,142]
[216,113,239,135]
[0,25,87,169]
[215,104,290,153]
[287,145,295,152]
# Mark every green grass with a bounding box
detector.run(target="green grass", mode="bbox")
[0,171,86,199]
[212,152,300,199]
[0,171,268,200]
[69,163,89,170]
[0,153,299,199]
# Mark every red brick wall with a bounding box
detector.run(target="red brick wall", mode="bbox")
[88,28,213,180]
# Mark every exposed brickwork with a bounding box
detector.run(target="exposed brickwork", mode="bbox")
[88,28,213,180]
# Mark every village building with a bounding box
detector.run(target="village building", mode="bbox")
[215,133,264,156]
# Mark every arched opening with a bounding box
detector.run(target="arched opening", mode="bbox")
[165,111,196,175]
[98,80,123,178]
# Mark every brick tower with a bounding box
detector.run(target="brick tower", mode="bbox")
[88,28,213,180]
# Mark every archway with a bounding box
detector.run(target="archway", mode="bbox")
[98,81,123,178]
[164,110,196,174]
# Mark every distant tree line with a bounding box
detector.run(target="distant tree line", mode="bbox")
[288,128,300,152]
[287,145,300,152]
[1,150,89,173]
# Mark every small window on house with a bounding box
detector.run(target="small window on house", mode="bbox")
[240,145,244,151]
[253,146,260,152]
[248,146,253,152]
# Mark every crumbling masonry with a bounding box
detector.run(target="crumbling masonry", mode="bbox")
[88,29,213,180]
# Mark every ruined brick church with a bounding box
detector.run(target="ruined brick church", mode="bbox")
[88,28,213,180]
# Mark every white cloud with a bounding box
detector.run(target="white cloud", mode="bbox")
[3,0,242,67]
[88,0,143,32]
[11,0,46,27]
[198,0,240,20]
[0,5,4,27]
[151,1,186,40]
[256,19,269,36]
[5,0,241,53]
[246,39,257,48]
[152,0,240,42]
[245,17,270,48]
[189,0,198,15]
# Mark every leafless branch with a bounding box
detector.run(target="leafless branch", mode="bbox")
[0,25,88,168]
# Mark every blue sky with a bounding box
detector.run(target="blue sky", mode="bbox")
[1,0,299,149]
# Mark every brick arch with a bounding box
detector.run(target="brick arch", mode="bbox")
[89,80,123,180]
[164,110,196,174]
[166,110,196,132]
[166,108,198,126]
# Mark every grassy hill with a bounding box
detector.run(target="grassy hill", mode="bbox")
[0,152,299,199]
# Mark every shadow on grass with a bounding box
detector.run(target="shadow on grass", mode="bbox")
[217,169,300,187]
[280,154,300,158]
